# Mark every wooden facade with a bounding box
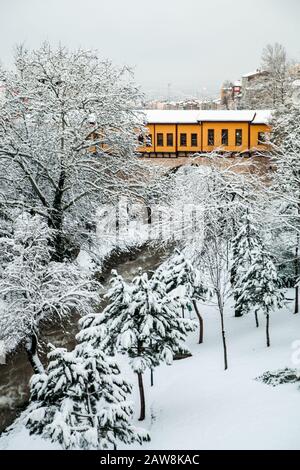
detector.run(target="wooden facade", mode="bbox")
[138,110,271,157]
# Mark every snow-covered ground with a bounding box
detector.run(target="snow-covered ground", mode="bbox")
[1,298,300,450]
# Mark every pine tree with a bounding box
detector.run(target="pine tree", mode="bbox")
[231,210,263,325]
[24,339,149,449]
[234,247,284,347]
[154,250,208,344]
[85,268,196,421]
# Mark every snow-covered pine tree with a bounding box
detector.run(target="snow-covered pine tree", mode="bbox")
[234,246,283,347]
[24,346,81,447]
[82,268,196,421]
[24,340,149,449]
[154,250,208,344]
[77,269,133,354]
[129,268,196,420]
[231,210,263,325]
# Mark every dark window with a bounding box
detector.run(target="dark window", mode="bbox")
[180,133,187,146]
[157,133,164,146]
[146,134,152,147]
[167,133,174,147]
[138,134,144,145]
[191,133,198,147]
[235,129,242,146]
[208,129,214,146]
[258,132,266,145]
[221,129,228,146]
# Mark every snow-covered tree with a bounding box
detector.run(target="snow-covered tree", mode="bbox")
[79,268,196,421]
[157,159,270,369]
[0,212,98,372]
[23,339,149,449]
[154,250,209,344]
[261,43,288,107]
[271,101,300,313]
[0,43,151,264]
[231,210,263,325]
[234,245,283,347]
[240,43,288,109]
[201,221,231,370]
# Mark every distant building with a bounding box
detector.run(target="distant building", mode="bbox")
[143,98,220,111]
[220,80,242,110]
[241,69,269,87]
[289,63,300,80]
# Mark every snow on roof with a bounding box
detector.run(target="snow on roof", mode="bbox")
[242,69,268,79]
[198,110,255,122]
[242,69,261,78]
[251,110,273,124]
[141,109,272,124]
[142,110,200,124]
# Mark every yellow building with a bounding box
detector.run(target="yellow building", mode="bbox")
[138,110,271,157]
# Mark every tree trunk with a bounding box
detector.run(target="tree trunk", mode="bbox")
[25,334,45,374]
[231,263,243,318]
[217,292,228,370]
[192,299,203,344]
[295,284,299,315]
[295,234,299,314]
[266,314,270,348]
[255,311,259,328]
[234,307,243,318]
[49,169,66,262]
[146,206,152,225]
[181,305,185,318]
[137,372,146,421]
[230,218,243,318]
[150,368,154,387]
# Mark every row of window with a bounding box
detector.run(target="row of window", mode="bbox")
[155,133,199,147]
[208,129,243,146]
[142,131,268,148]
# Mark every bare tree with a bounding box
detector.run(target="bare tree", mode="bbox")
[262,43,288,107]
[0,43,151,264]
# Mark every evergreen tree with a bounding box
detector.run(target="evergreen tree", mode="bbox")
[234,247,284,347]
[154,250,208,344]
[84,268,196,421]
[231,210,263,325]
[24,339,149,449]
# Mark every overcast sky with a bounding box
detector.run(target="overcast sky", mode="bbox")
[0,0,299,98]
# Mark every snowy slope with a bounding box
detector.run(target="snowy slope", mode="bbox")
[1,299,300,450]
[126,298,300,450]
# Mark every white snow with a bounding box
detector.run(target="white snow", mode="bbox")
[1,296,300,450]
[125,297,300,450]
[242,69,266,78]
[142,109,272,124]
[252,110,273,124]
[142,110,201,124]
